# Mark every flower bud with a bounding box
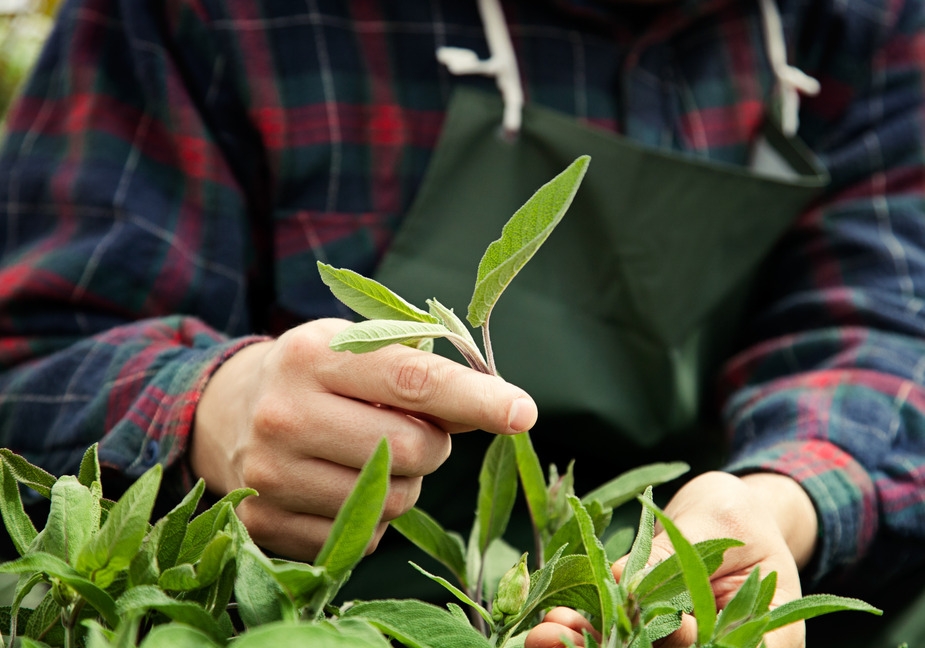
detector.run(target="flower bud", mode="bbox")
[493,553,530,619]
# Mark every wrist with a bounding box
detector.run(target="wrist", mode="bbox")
[191,339,274,493]
[738,471,819,569]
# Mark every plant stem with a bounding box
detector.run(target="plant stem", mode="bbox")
[63,602,83,648]
[473,564,489,636]
[482,317,497,376]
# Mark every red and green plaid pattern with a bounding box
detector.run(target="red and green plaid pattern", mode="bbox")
[0,0,923,588]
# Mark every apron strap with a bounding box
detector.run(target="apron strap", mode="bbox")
[758,0,820,136]
[436,0,524,135]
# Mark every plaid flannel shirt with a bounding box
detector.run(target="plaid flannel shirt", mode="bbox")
[0,0,923,589]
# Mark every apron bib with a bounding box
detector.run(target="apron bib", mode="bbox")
[374,87,826,476]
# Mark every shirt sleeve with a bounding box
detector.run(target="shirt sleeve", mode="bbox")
[720,0,925,587]
[0,0,267,499]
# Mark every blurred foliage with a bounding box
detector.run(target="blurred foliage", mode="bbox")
[0,0,60,123]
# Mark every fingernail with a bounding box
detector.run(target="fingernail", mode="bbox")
[508,398,536,433]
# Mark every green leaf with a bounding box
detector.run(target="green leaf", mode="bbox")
[427,298,478,348]
[235,619,391,648]
[639,498,716,645]
[0,552,119,627]
[764,594,881,633]
[407,561,493,626]
[8,572,45,641]
[467,155,591,327]
[545,499,611,563]
[643,603,684,643]
[581,462,689,510]
[633,538,743,605]
[20,638,54,648]
[318,262,438,324]
[344,599,494,648]
[713,617,769,648]
[176,487,255,565]
[128,480,206,588]
[77,444,101,489]
[425,298,490,371]
[158,530,234,592]
[156,479,206,571]
[754,570,777,616]
[512,432,549,534]
[76,465,162,588]
[0,458,38,555]
[46,476,95,566]
[233,544,287,629]
[528,554,600,621]
[23,592,60,643]
[329,320,454,354]
[315,437,390,579]
[546,461,576,532]
[390,507,468,586]
[128,521,163,588]
[239,542,329,609]
[714,567,761,637]
[138,623,221,648]
[623,486,655,584]
[568,496,618,637]
[0,449,56,499]
[116,585,225,642]
[476,435,518,553]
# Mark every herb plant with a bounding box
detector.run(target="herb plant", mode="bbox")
[0,156,883,647]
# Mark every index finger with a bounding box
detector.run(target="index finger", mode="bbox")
[318,342,537,435]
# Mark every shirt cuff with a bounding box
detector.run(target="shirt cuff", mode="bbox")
[723,439,878,586]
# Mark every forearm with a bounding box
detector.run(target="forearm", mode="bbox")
[0,316,261,487]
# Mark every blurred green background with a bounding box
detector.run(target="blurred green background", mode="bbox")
[0,0,60,124]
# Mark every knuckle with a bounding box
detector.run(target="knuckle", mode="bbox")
[250,393,291,440]
[275,326,328,369]
[382,477,421,520]
[388,355,438,405]
[239,453,282,494]
[388,427,451,477]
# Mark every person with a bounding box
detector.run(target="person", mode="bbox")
[0,1,922,647]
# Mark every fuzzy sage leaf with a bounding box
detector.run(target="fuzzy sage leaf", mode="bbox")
[76,464,162,589]
[329,320,455,354]
[640,498,716,645]
[315,437,391,579]
[476,435,518,554]
[466,155,590,328]
[390,507,468,587]
[764,594,882,633]
[0,458,38,556]
[318,262,439,324]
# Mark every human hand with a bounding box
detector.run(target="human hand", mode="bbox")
[190,317,537,561]
[525,471,818,648]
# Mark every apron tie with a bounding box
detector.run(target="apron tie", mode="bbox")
[759,0,820,136]
[436,0,524,135]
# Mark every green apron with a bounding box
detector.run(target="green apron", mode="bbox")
[347,88,924,647]
[374,87,825,477]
